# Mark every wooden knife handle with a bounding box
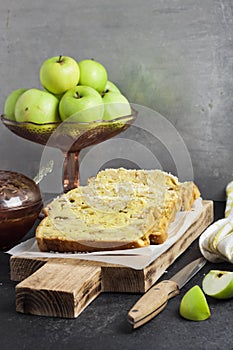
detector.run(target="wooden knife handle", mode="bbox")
[128,280,180,329]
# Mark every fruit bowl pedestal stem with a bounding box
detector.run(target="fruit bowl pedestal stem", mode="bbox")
[63,151,80,192]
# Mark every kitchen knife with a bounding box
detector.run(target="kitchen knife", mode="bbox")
[128,256,206,328]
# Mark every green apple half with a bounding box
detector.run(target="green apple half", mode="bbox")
[15,88,60,124]
[4,88,27,120]
[40,55,80,95]
[202,270,233,299]
[78,59,108,93]
[102,91,131,121]
[179,285,211,321]
[59,85,104,122]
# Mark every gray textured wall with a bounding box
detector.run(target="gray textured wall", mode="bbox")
[0,0,232,200]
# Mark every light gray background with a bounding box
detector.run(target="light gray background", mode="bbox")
[0,0,232,200]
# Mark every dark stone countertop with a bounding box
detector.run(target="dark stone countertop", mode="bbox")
[1,201,232,350]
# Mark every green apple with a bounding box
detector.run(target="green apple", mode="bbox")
[4,88,27,120]
[179,285,211,321]
[40,55,80,95]
[43,88,64,100]
[78,59,108,93]
[59,85,104,122]
[103,80,121,94]
[15,88,60,124]
[202,270,233,299]
[102,91,131,121]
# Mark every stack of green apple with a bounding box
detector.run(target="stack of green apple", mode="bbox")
[3,55,132,126]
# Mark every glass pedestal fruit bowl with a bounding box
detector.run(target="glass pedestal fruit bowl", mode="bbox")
[0,170,43,250]
[1,109,137,192]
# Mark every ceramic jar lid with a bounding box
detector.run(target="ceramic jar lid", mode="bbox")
[0,170,42,211]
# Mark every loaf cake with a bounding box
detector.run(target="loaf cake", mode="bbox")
[36,168,200,252]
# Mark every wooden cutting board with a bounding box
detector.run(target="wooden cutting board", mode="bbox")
[10,200,213,319]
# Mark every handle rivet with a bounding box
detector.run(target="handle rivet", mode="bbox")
[132,309,138,313]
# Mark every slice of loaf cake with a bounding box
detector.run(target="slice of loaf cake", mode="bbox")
[87,168,180,245]
[87,168,200,244]
[36,168,200,252]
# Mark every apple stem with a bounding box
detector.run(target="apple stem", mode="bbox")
[75,91,80,99]
[57,55,63,63]
[101,90,108,97]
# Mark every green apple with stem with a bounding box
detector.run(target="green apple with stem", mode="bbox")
[59,85,104,122]
[40,55,80,95]
[102,80,121,94]
[179,285,211,321]
[4,88,27,120]
[15,88,60,124]
[202,270,233,299]
[78,59,108,93]
[102,91,131,121]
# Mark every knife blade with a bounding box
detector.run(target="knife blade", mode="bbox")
[128,257,206,329]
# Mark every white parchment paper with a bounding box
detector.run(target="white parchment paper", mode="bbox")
[7,198,203,270]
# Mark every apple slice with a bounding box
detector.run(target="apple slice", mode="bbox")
[202,270,233,299]
[179,285,211,321]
